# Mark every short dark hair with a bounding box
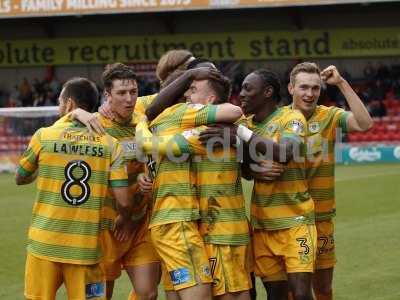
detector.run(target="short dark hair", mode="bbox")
[253,69,281,102]
[208,74,232,104]
[102,63,137,92]
[62,77,99,112]
[187,58,214,70]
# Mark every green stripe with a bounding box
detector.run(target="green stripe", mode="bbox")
[100,218,114,230]
[315,210,336,221]
[109,179,129,187]
[306,164,334,178]
[253,191,311,207]
[37,190,103,210]
[198,183,243,197]
[105,126,135,139]
[277,168,306,182]
[251,212,315,230]
[17,165,33,177]
[200,207,247,222]
[338,111,351,133]
[175,134,191,154]
[206,105,217,124]
[150,208,200,224]
[154,183,196,198]
[309,188,334,201]
[28,239,100,262]
[39,164,108,185]
[193,160,238,172]
[31,214,99,236]
[157,160,191,172]
[203,233,250,245]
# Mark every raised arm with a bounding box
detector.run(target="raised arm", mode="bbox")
[321,66,373,132]
[145,67,223,121]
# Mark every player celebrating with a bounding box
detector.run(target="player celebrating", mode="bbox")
[144,71,243,300]
[286,63,372,300]
[71,63,161,300]
[16,77,133,300]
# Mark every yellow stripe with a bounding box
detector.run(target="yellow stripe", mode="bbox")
[29,227,98,249]
[252,199,314,219]
[33,202,100,222]
[153,196,197,210]
[197,170,238,185]
[153,170,192,187]
[199,195,245,210]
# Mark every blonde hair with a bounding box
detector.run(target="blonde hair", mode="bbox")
[156,50,194,82]
[290,62,321,84]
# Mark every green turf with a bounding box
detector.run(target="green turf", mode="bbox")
[1,163,400,299]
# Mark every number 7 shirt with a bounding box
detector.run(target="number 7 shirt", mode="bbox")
[17,119,128,265]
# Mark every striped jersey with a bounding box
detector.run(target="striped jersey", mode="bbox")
[287,105,350,221]
[249,107,314,230]
[96,113,149,230]
[17,119,128,265]
[148,102,217,228]
[134,94,157,117]
[179,126,250,245]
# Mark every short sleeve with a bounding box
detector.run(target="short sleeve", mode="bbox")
[134,94,157,117]
[109,140,129,188]
[17,129,42,177]
[332,107,351,133]
[182,103,217,128]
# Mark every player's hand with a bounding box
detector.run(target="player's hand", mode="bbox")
[199,123,238,146]
[113,215,135,242]
[98,101,116,120]
[250,160,285,181]
[321,65,345,86]
[137,173,153,194]
[188,67,222,82]
[71,108,105,135]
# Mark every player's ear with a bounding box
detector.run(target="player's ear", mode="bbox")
[65,98,76,113]
[104,89,112,103]
[288,82,294,96]
[264,86,273,99]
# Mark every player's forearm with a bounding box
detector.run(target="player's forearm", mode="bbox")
[215,103,243,123]
[337,80,373,132]
[237,125,292,163]
[112,187,133,220]
[15,170,37,185]
[146,71,193,121]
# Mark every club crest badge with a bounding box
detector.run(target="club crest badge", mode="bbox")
[266,123,278,135]
[308,121,320,133]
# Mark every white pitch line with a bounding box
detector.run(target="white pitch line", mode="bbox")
[336,168,400,182]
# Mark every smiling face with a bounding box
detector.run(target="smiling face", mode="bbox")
[239,72,269,116]
[288,72,321,118]
[106,79,138,122]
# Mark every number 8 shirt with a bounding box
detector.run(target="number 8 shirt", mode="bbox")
[17,119,128,265]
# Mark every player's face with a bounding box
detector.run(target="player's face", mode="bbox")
[106,79,138,121]
[239,73,267,115]
[184,80,216,104]
[289,72,321,117]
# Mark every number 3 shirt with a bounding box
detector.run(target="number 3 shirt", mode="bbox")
[17,119,128,265]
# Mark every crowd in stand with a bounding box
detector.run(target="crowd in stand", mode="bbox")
[1,62,399,119]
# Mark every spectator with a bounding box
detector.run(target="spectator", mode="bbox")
[363,62,376,82]
[19,78,33,107]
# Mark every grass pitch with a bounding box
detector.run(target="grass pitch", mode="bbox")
[1,163,400,299]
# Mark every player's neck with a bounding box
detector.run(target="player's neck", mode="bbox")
[113,112,132,125]
[254,103,277,123]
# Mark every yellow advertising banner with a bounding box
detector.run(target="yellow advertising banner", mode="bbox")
[0,28,399,67]
[0,0,376,18]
